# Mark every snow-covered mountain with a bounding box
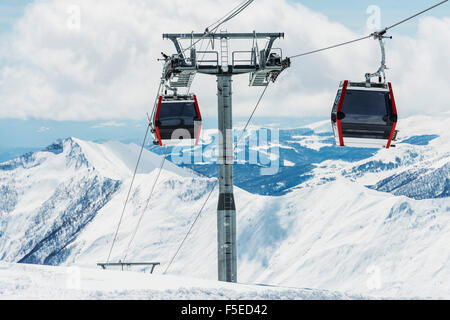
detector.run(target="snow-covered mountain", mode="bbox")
[150,115,450,199]
[0,115,449,299]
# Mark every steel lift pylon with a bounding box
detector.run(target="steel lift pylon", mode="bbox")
[162,32,289,282]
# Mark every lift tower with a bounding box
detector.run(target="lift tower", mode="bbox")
[162,32,289,282]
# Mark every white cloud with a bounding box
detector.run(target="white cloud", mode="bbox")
[0,0,449,121]
[91,121,125,129]
[37,126,51,133]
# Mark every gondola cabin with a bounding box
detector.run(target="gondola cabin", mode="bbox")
[152,95,202,146]
[331,80,398,149]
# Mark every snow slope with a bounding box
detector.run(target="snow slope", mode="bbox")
[0,115,449,299]
[0,262,362,300]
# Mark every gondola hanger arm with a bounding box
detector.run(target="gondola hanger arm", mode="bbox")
[365,32,392,85]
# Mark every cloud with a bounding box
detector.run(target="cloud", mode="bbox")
[91,121,125,129]
[37,126,51,133]
[0,0,449,121]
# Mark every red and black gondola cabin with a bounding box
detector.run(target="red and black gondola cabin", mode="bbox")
[331,81,398,149]
[152,95,202,146]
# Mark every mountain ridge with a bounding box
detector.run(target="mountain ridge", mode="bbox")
[0,115,449,298]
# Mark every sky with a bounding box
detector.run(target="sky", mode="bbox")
[0,0,449,152]
[298,0,450,34]
[0,0,32,33]
[1,1,449,35]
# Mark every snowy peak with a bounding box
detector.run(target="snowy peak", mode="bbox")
[0,138,122,264]
[0,138,195,265]
[71,138,192,179]
[0,138,90,173]
[0,137,191,180]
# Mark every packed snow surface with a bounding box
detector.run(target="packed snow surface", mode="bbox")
[0,262,363,300]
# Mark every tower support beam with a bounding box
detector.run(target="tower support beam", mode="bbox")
[217,75,237,283]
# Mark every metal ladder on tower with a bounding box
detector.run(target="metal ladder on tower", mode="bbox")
[220,30,229,73]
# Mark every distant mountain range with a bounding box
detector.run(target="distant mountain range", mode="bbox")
[0,115,449,298]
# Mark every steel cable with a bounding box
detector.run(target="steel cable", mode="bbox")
[162,84,271,274]
[106,123,151,263]
[122,146,169,262]
[288,0,448,60]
